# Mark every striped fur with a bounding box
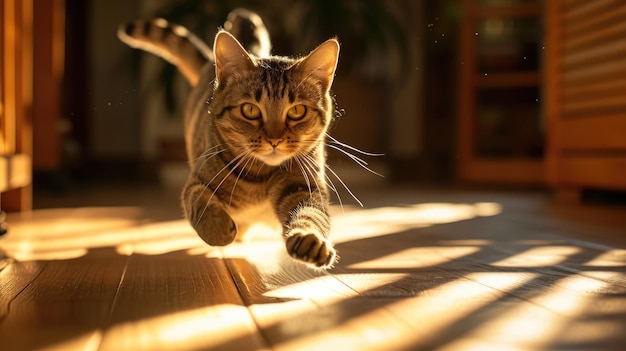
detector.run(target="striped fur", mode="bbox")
[119,10,339,268]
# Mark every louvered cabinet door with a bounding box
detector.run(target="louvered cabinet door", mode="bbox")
[546,0,626,199]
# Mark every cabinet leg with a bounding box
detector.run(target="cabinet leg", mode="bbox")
[554,188,583,204]
[1,186,32,212]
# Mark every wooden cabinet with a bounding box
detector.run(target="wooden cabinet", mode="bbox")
[1,0,33,211]
[457,0,545,184]
[1,0,64,213]
[545,0,626,199]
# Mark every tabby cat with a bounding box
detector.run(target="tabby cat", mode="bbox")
[119,9,339,268]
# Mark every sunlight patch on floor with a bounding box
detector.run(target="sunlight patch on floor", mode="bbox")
[263,273,358,300]
[114,220,203,256]
[1,210,203,260]
[535,274,608,316]
[37,332,102,351]
[491,246,582,267]
[274,305,415,351]
[1,201,503,263]
[394,273,537,347]
[584,249,626,267]
[275,271,535,350]
[97,305,258,351]
[439,274,610,351]
[347,246,481,269]
[332,202,502,243]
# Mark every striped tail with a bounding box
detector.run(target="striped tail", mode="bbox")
[118,18,212,87]
[224,8,271,58]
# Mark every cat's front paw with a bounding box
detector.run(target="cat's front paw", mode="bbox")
[191,204,237,246]
[285,232,337,269]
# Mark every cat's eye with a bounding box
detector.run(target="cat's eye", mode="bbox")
[241,103,261,120]
[287,104,307,120]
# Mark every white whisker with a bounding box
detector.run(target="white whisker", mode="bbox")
[327,134,385,157]
[294,156,312,198]
[229,153,254,206]
[208,150,251,205]
[190,144,225,162]
[325,164,363,207]
[194,150,250,227]
[300,153,329,205]
[327,144,385,178]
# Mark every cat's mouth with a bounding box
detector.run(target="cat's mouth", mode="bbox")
[257,149,290,166]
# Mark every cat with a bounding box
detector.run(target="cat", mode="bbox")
[118,9,339,268]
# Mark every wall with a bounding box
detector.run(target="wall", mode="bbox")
[83,0,427,185]
[88,0,141,159]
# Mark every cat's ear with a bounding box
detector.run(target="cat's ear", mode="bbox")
[213,30,255,87]
[296,39,340,91]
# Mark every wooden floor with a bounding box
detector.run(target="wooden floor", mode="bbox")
[1,185,626,350]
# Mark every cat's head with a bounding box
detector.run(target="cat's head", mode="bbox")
[209,30,339,166]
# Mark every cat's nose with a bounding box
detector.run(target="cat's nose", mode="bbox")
[266,137,284,148]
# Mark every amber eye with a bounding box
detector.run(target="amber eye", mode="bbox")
[287,104,307,120]
[241,103,261,120]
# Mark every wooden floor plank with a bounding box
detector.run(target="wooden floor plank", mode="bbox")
[225,256,420,351]
[0,260,46,322]
[99,251,269,351]
[328,202,626,350]
[1,186,625,350]
[330,233,565,349]
[0,249,128,351]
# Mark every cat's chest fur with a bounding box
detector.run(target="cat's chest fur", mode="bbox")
[229,199,281,241]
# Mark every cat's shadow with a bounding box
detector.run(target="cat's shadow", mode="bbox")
[221,243,330,305]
